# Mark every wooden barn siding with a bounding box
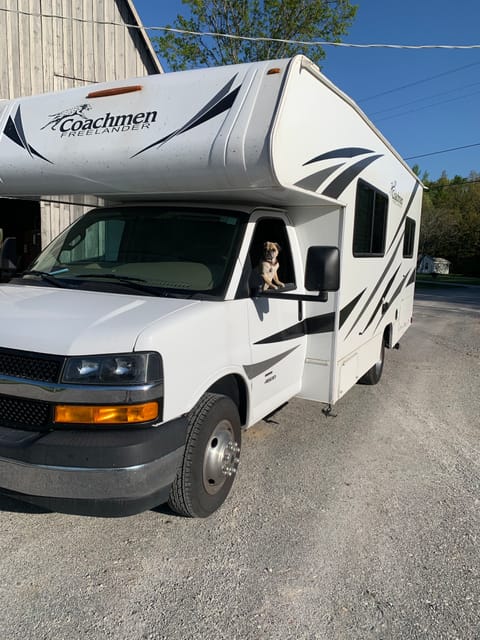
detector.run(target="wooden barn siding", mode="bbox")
[0,0,161,246]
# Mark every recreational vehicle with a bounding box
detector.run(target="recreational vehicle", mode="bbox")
[0,56,422,517]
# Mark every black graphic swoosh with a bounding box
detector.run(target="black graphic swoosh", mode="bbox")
[131,76,240,158]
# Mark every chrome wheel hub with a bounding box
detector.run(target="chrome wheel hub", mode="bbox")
[203,420,240,495]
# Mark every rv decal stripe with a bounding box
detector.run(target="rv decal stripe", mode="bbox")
[254,312,335,345]
[243,346,299,379]
[3,108,53,164]
[373,272,411,333]
[4,111,25,148]
[322,155,383,199]
[294,164,344,192]
[345,234,404,339]
[407,268,416,286]
[303,147,373,166]
[13,107,30,152]
[4,115,25,148]
[131,76,240,158]
[339,289,366,328]
[387,181,420,254]
[360,265,401,335]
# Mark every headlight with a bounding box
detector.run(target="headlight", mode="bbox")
[61,352,162,385]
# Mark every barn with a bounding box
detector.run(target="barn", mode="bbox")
[0,0,162,272]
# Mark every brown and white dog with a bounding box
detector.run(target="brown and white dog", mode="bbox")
[258,241,284,290]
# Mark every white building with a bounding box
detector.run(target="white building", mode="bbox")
[417,255,451,275]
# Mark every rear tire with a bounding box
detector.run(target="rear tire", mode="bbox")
[358,339,385,385]
[168,393,241,518]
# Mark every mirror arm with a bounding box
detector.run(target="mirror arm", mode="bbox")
[255,290,329,302]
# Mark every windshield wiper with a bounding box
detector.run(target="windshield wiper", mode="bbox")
[21,270,69,288]
[75,273,165,296]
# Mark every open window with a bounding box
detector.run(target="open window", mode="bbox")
[249,218,296,286]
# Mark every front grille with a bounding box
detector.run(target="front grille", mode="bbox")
[0,395,51,430]
[0,348,64,383]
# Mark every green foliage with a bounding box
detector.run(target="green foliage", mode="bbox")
[154,0,357,71]
[419,169,480,274]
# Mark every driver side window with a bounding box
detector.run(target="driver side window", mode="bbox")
[249,218,296,285]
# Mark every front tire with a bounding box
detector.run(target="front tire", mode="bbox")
[168,393,241,518]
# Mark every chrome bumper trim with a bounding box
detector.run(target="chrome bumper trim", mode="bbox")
[0,446,183,500]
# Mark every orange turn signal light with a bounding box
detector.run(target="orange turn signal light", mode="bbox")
[55,402,158,425]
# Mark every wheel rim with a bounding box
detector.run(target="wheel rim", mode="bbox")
[202,419,240,495]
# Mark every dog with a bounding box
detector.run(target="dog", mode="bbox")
[258,241,284,291]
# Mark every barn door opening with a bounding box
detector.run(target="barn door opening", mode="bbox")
[0,198,41,280]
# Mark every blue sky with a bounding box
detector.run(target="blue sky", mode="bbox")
[133,0,480,181]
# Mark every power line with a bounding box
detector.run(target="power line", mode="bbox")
[405,143,480,160]
[374,88,480,123]
[1,7,480,51]
[369,80,480,117]
[358,61,480,103]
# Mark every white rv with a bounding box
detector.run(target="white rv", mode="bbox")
[0,56,422,517]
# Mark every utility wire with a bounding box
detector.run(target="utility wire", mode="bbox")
[369,80,480,117]
[405,143,480,160]
[358,61,480,102]
[1,7,480,50]
[374,88,480,123]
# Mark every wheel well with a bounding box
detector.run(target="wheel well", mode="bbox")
[207,374,248,426]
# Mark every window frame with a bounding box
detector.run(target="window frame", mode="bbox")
[352,179,389,258]
[403,217,416,258]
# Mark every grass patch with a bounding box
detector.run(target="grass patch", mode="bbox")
[416,274,480,286]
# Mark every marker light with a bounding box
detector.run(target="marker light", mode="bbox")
[55,402,159,425]
[87,85,143,99]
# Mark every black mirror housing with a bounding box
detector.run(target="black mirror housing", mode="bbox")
[305,246,340,292]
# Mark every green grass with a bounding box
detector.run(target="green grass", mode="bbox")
[416,273,480,286]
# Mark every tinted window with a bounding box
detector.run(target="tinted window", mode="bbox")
[353,181,388,257]
[403,217,416,258]
[30,207,246,298]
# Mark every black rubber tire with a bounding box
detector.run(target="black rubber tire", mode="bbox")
[167,393,241,518]
[358,339,385,385]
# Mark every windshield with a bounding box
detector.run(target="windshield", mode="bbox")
[28,206,246,298]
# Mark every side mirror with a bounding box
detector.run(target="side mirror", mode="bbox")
[305,246,340,294]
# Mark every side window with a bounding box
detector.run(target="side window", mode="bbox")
[249,218,296,285]
[403,217,416,258]
[353,180,388,257]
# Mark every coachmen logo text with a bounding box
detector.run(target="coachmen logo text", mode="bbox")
[41,104,158,137]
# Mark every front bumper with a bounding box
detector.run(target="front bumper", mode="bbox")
[0,416,188,516]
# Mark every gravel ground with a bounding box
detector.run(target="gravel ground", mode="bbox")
[0,285,478,640]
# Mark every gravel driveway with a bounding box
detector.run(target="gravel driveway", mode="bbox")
[0,284,478,640]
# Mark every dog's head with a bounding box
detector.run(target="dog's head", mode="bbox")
[263,241,281,263]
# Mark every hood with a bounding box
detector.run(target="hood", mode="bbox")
[0,285,198,355]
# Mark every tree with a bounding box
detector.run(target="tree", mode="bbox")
[154,0,358,71]
[419,169,480,274]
